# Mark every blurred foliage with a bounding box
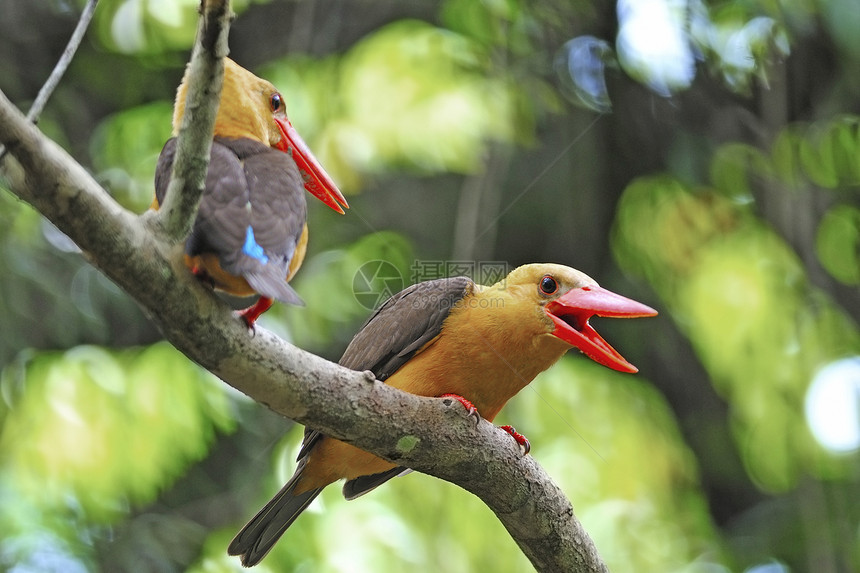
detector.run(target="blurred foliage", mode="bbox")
[272,230,416,353]
[500,359,726,572]
[817,205,860,285]
[90,101,174,212]
[91,0,266,56]
[614,173,859,492]
[0,343,234,569]
[1,0,859,571]
[560,0,791,112]
[0,193,159,365]
[92,0,200,56]
[706,115,860,290]
[260,19,532,193]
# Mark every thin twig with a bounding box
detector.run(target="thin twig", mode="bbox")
[0,0,99,162]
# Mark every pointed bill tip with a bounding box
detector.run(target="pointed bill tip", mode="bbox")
[275,118,349,214]
[546,285,656,373]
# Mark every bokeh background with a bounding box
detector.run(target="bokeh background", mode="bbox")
[1,0,859,571]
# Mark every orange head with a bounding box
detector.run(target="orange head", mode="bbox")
[172,58,348,213]
[483,264,658,373]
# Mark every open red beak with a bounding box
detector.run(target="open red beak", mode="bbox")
[545,285,657,373]
[275,117,349,214]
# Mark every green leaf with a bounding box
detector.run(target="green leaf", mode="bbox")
[816,204,860,285]
[90,101,174,212]
[0,343,234,522]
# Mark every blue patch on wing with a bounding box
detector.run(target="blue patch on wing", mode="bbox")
[242,226,269,264]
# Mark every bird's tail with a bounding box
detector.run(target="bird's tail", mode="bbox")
[227,464,323,567]
[244,264,304,306]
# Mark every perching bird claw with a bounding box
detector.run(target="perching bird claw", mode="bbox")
[440,393,481,426]
[237,296,274,330]
[500,425,531,455]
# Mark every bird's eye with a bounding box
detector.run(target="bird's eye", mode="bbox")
[270,93,283,113]
[539,275,558,295]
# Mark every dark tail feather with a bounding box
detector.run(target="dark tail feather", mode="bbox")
[244,265,304,306]
[228,467,323,567]
[342,466,407,501]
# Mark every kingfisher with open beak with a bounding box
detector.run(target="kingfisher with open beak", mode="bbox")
[228,263,657,566]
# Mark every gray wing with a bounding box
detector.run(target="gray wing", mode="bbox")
[297,276,475,497]
[154,137,307,304]
[339,276,475,379]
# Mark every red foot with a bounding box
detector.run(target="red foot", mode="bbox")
[440,393,480,426]
[237,297,274,329]
[500,425,531,455]
[439,395,530,454]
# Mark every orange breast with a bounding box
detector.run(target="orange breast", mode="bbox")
[296,438,397,494]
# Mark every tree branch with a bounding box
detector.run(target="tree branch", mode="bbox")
[0,3,607,571]
[150,0,234,242]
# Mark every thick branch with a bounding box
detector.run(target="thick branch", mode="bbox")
[0,7,607,572]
